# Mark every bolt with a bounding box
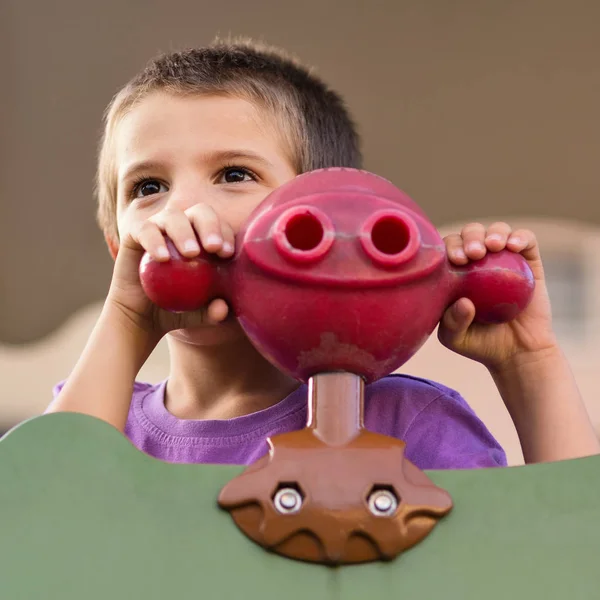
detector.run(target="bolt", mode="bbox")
[368,489,398,517]
[273,487,303,514]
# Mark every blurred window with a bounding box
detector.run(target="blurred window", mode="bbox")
[543,249,587,341]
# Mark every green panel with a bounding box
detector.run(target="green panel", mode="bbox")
[1,413,599,599]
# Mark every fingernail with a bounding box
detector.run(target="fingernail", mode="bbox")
[157,247,170,259]
[183,240,200,253]
[466,241,483,253]
[486,234,503,242]
[509,236,523,246]
[222,241,234,254]
[453,248,467,260]
[205,234,222,247]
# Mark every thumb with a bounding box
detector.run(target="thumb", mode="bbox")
[438,298,475,347]
[205,298,230,324]
[180,298,230,329]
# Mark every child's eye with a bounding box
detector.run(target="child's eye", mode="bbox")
[133,179,168,198]
[219,167,255,184]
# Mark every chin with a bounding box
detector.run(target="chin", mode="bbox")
[168,319,244,347]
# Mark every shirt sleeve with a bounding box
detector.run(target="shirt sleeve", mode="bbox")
[44,381,65,413]
[402,388,508,470]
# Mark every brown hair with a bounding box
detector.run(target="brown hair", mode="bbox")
[97,38,362,241]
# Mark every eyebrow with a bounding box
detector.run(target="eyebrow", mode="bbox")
[119,149,276,183]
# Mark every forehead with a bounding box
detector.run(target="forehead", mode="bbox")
[114,92,284,165]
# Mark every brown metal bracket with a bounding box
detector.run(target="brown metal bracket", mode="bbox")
[218,373,453,565]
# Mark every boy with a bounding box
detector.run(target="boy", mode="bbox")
[48,39,599,468]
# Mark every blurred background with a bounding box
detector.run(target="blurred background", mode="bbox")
[1,0,599,465]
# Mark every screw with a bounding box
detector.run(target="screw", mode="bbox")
[368,489,398,517]
[273,487,303,514]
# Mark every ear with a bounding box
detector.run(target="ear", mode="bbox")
[104,232,119,261]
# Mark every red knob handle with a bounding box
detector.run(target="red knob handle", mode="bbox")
[451,250,535,324]
[139,239,221,313]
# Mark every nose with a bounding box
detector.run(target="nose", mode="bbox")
[272,205,335,264]
[359,210,421,267]
[164,179,216,213]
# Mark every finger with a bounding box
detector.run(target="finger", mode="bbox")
[506,229,540,261]
[185,204,224,254]
[131,220,170,261]
[150,208,200,257]
[484,221,513,252]
[444,233,469,265]
[460,222,487,260]
[217,221,236,258]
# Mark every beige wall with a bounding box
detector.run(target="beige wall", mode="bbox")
[1,1,599,462]
[2,0,600,345]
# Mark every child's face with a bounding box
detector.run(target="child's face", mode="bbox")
[114,91,298,242]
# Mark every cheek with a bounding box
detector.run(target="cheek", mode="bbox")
[115,201,148,241]
[115,204,130,238]
[222,192,272,233]
[117,197,164,234]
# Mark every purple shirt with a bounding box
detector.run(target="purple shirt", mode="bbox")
[52,374,506,469]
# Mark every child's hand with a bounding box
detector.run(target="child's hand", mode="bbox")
[107,204,235,337]
[437,222,559,372]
